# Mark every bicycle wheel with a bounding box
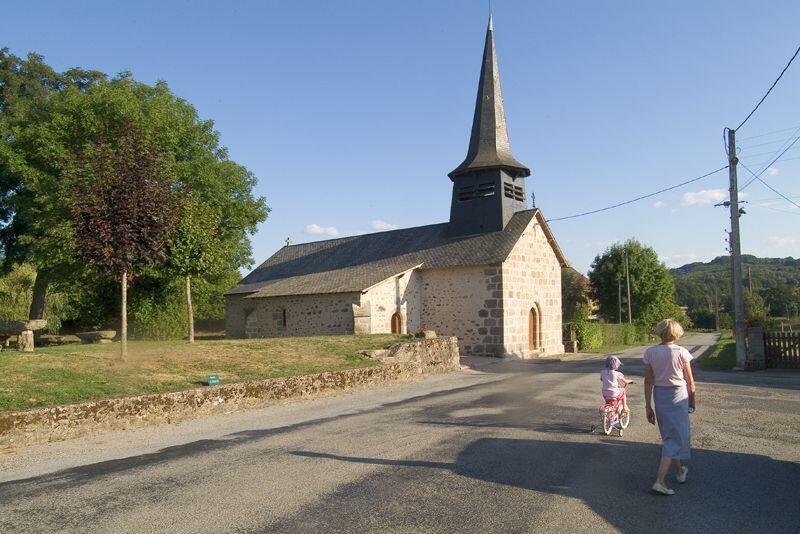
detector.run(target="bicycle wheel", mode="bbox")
[602,409,614,435]
[619,409,630,429]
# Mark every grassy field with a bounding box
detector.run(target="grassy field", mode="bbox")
[0,334,410,412]
[698,334,736,368]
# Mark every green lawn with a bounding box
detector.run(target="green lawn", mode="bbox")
[0,334,410,412]
[698,334,736,368]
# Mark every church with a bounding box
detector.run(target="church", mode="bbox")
[225,18,568,357]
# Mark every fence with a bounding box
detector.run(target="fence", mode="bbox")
[764,331,800,369]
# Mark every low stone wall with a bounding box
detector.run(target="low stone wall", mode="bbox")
[0,337,460,448]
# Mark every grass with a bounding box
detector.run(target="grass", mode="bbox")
[698,333,736,368]
[0,334,410,412]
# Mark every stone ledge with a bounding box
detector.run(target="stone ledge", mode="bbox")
[0,336,460,448]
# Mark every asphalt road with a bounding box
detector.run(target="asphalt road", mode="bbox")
[1,333,799,533]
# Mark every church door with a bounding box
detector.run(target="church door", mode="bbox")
[391,313,402,334]
[528,306,540,350]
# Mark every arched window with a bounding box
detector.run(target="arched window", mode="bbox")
[391,313,402,334]
[528,305,542,350]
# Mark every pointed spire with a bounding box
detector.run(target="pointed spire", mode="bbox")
[449,16,530,179]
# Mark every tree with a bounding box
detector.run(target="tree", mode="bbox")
[1,54,267,334]
[165,197,226,342]
[66,121,183,357]
[0,48,104,327]
[562,267,591,323]
[744,290,768,327]
[589,240,689,328]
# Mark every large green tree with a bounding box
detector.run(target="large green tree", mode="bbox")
[589,240,689,328]
[0,48,104,325]
[1,54,268,332]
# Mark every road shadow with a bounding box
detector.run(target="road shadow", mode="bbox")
[291,438,800,532]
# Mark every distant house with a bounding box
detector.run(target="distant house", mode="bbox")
[225,18,569,357]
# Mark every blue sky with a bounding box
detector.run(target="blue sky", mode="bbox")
[3,1,798,274]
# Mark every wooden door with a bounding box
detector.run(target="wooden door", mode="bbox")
[391,313,402,334]
[528,307,539,350]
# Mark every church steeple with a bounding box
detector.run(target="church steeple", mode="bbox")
[448,16,530,180]
[447,17,530,237]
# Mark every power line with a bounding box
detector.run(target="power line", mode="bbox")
[737,124,800,141]
[739,154,800,169]
[739,161,800,210]
[546,166,728,222]
[739,130,800,191]
[736,43,800,131]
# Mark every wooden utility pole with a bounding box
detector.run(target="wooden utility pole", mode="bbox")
[618,277,622,324]
[624,248,633,324]
[727,128,747,369]
[748,266,753,294]
[714,283,719,331]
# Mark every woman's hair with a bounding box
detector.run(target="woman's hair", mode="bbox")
[604,355,621,370]
[655,319,684,342]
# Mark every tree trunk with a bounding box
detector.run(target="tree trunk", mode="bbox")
[121,269,128,360]
[30,271,49,343]
[185,275,194,343]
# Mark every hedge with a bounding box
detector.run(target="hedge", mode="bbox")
[565,322,651,352]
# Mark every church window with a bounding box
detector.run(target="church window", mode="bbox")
[528,305,542,350]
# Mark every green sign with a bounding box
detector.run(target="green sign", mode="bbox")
[206,375,221,386]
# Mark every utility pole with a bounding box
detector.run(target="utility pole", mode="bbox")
[624,248,633,324]
[726,128,747,369]
[748,266,753,294]
[618,277,622,324]
[714,283,719,331]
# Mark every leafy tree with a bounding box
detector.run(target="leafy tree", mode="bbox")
[561,267,591,323]
[165,197,226,342]
[589,240,689,328]
[0,48,104,325]
[1,54,267,334]
[66,121,183,357]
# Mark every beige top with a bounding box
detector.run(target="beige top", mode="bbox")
[643,343,693,387]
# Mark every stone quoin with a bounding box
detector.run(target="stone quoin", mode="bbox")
[225,17,568,357]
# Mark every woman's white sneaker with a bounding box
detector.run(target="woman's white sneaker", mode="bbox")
[652,482,675,495]
[676,466,688,483]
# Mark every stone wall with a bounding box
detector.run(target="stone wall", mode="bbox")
[0,337,460,448]
[225,292,360,338]
[419,265,504,357]
[361,269,422,334]
[501,218,564,356]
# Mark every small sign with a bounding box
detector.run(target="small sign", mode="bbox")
[206,375,221,386]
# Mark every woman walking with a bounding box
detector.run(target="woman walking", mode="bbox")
[643,319,696,495]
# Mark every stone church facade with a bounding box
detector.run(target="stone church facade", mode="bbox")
[226,18,568,357]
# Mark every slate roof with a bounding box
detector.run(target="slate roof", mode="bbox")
[448,16,530,180]
[227,210,568,299]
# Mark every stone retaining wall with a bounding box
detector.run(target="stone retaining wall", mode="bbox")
[0,337,460,448]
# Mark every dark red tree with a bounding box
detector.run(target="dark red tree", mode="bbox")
[66,120,183,358]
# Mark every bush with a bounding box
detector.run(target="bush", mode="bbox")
[574,321,604,351]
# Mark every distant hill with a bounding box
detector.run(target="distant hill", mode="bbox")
[670,255,799,322]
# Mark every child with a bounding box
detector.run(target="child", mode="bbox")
[601,355,632,413]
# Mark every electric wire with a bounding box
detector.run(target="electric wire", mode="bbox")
[739,161,800,210]
[736,44,800,131]
[546,166,728,223]
[738,124,800,141]
[739,130,800,191]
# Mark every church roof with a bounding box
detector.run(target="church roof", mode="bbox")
[448,16,530,179]
[227,210,568,299]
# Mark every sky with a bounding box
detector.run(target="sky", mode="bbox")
[2,1,798,274]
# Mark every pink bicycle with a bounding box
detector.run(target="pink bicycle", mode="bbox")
[594,381,632,436]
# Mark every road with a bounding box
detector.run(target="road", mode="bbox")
[1,333,799,533]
